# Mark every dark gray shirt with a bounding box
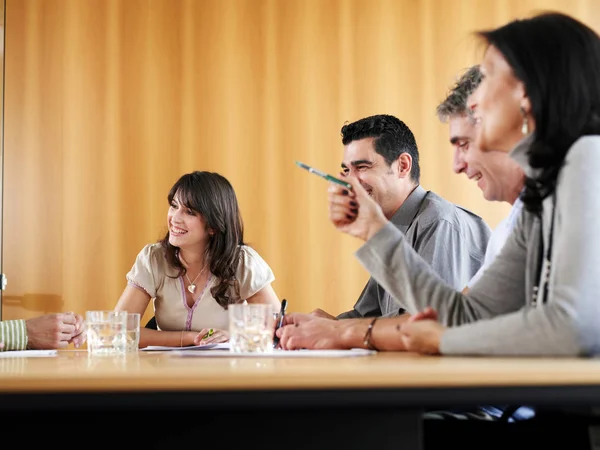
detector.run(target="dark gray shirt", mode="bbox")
[338,185,491,319]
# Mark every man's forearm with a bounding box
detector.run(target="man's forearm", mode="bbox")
[0,320,28,351]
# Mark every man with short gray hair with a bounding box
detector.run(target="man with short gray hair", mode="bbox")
[424,66,531,425]
[436,65,525,290]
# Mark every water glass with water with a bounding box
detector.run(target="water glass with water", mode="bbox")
[229,303,275,353]
[126,313,140,353]
[86,310,128,356]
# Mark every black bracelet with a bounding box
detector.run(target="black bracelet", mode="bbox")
[363,317,379,351]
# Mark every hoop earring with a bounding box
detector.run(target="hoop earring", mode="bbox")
[520,106,529,135]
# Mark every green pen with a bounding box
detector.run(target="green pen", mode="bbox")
[295,161,353,190]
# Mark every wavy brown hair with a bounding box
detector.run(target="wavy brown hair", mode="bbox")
[159,171,245,308]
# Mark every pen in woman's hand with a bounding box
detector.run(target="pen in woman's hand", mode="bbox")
[272,299,288,348]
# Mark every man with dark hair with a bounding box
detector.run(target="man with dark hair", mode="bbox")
[313,114,491,320]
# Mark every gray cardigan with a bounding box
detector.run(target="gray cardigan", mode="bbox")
[355,135,600,356]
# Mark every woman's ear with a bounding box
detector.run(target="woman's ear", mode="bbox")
[515,80,531,113]
[520,94,534,134]
[521,97,532,116]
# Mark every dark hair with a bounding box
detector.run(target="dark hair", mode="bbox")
[159,171,245,308]
[477,12,600,214]
[340,114,421,183]
[436,65,482,122]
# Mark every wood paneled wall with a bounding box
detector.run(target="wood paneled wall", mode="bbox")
[3,0,600,325]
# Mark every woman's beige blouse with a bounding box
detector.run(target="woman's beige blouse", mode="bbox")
[126,243,275,332]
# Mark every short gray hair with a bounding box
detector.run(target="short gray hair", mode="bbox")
[436,65,482,123]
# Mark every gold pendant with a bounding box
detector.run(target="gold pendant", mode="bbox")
[188,284,196,294]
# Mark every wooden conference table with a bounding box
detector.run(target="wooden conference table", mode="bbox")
[0,349,599,449]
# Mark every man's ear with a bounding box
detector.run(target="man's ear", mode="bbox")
[395,153,413,179]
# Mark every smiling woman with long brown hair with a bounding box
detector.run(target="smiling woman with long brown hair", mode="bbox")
[115,171,280,349]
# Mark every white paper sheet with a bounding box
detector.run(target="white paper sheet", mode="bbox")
[0,350,57,358]
[141,343,230,351]
[171,348,376,358]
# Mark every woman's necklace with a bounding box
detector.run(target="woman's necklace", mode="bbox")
[179,251,208,294]
[185,263,207,294]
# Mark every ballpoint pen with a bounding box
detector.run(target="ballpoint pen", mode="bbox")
[295,161,353,190]
[272,298,288,348]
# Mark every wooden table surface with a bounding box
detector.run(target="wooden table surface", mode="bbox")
[1,349,599,393]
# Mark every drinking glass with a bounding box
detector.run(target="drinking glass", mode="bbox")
[86,310,127,356]
[228,303,275,353]
[125,313,140,353]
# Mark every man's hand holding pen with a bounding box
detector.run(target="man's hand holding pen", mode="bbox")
[275,313,350,350]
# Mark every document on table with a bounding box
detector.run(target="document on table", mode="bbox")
[141,343,231,351]
[0,350,57,358]
[171,348,376,358]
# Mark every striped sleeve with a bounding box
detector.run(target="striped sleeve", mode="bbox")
[0,320,28,351]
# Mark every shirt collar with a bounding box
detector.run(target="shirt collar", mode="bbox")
[389,185,427,234]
